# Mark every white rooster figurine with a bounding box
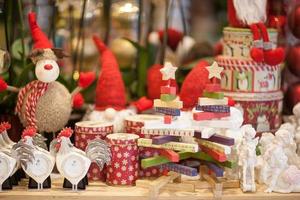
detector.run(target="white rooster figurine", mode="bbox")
[13,126,55,190]
[0,122,18,190]
[0,152,16,191]
[0,122,16,191]
[55,128,111,191]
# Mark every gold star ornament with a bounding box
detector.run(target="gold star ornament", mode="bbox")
[160,62,177,80]
[206,61,224,79]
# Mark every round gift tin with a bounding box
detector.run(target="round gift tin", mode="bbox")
[222,27,278,59]
[124,114,164,177]
[224,91,283,133]
[75,121,113,181]
[216,56,281,93]
[124,114,163,138]
[106,133,139,186]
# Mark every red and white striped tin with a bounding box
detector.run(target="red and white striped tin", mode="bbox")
[124,114,163,138]
[106,133,139,186]
[216,56,282,93]
[75,121,113,181]
[124,115,164,177]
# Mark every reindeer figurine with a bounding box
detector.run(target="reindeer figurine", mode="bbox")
[0,12,95,133]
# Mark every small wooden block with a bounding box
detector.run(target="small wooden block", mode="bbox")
[204,134,234,146]
[198,97,228,106]
[154,99,183,109]
[160,86,176,95]
[196,139,231,154]
[141,156,170,169]
[193,112,230,121]
[141,152,193,168]
[161,94,177,102]
[155,107,181,116]
[199,145,227,162]
[164,115,172,124]
[161,163,198,176]
[194,131,202,139]
[203,91,224,99]
[191,152,234,168]
[152,135,180,145]
[141,128,194,137]
[205,83,221,92]
[159,149,179,162]
[204,162,224,177]
[138,138,199,152]
[196,105,230,113]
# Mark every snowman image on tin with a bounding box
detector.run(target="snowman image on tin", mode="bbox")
[267,73,276,91]
[256,115,270,132]
[237,71,248,91]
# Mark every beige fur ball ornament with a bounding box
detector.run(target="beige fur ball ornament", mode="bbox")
[0,12,95,133]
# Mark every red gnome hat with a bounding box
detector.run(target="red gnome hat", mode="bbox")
[158,28,183,51]
[28,12,53,49]
[180,60,209,110]
[147,64,178,100]
[93,35,126,111]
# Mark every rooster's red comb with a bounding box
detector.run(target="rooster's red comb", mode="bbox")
[58,127,73,138]
[0,122,11,133]
[22,126,37,138]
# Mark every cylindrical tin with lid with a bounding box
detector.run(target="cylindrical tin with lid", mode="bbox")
[224,91,283,133]
[106,133,139,186]
[124,115,165,177]
[75,121,113,181]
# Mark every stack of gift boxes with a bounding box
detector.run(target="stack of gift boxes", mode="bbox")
[216,26,283,132]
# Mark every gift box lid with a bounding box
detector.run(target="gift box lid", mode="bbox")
[106,133,139,145]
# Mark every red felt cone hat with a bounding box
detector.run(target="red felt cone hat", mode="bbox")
[28,12,53,49]
[93,35,126,111]
[180,60,209,110]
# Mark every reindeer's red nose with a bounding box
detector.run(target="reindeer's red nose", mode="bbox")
[44,64,53,70]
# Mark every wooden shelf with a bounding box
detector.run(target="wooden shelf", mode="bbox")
[1,177,300,200]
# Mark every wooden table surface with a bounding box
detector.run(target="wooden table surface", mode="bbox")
[0,178,300,200]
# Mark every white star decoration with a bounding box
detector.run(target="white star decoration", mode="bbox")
[206,61,224,79]
[160,62,177,80]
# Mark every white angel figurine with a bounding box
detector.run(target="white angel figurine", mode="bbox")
[256,132,274,184]
[238,125,258,192]
[264,131,300,193]
[275,129,300,168]
[295,127,300,156]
